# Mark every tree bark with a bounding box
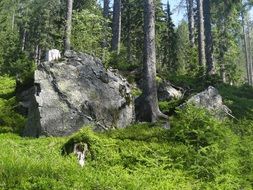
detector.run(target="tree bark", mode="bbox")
[21,29,26,52]
[64,0,73,52]
[126,0,132,62]
[103,0,110,18]
[137,0,167,122]
[221,64,226,83]
[112,0,121,54]
[242,12,250,85]
[203,0,215,75]
[197,0,206,72]
[12,13,15,31]
[186,0,195,47]
[247,23,253,85]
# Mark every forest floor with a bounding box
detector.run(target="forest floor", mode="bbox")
[0,75,253,189]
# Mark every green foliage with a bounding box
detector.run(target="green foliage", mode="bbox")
[159,99,182,114]
[170,105,229,148]
[0,75,16,98]
[212,0,243,83]
[217,84,253,120]
[0,76,26,133]
[108,48,139,71]
[72,9,111,62]
[175,21,198,76]
[131,87,142,97]
[157,1,178,73]
[1,115,253,189]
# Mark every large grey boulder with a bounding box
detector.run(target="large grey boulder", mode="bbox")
[186,86,232,118]
[23,51,134,137]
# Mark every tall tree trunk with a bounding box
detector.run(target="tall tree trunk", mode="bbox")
[221,64,226,83]
[203,0,215,75]
[186,0,195,47]
[242,12,250,84]
[64,0,73,52]
[103,0,110,18]
[112,0,121,55]
[21,29,26,52]
[35,45,39,65]
[137,0,167,122]
[247,23,253,85]
[197,0,206,72]
[126,0,132,62]
[38,47,42,65]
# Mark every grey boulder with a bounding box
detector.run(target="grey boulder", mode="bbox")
[23,51,134,137]
[186,86,232,118]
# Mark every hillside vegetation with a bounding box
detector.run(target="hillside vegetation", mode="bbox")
[1,76,253,190]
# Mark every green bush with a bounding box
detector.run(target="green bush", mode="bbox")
[170,105,228,148]
[159,99,182,114]
[0,76,26,134]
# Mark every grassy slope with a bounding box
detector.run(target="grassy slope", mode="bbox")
[0,76,253,189]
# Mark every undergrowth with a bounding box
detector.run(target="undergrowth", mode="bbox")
[1,75,253,189]
[1,104,253,189]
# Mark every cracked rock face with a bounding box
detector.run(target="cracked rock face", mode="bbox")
[23,51,134,137]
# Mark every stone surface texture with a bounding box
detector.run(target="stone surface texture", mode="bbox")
[23,51,134,137]
[186,86,232,118]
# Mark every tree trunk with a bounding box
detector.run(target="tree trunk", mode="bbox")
[186,0,195,47]
[242,12,250,85]
[203,0,215,75]
[221,64,226,83]
[112,0,121,54]
[247,23,253,85]
[137,0,167,122]
[64,0,73,52]
[103,0,110,18]
[35,45,39,65]
[21,29,26,52]
[126,0,132,62]
[197,0,206,72]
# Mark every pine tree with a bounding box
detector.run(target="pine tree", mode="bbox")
[160,1,177,73]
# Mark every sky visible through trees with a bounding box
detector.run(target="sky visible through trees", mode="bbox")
[98,0,253,26]
[165,0,185,25]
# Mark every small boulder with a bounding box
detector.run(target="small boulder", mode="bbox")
[157,81,183,101]
[186,86,232,118]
